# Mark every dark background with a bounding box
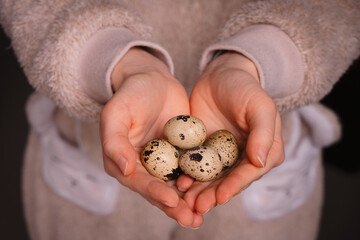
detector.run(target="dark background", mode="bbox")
[1,26,359,239]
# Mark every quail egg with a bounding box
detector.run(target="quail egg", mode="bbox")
[204,130,239,168]
[140,139,181,181]
[164,115,207,149]
[179,146,222,181]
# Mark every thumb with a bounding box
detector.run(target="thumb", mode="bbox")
[244,101,277,168]
[102,133,138,177]
[100,106,137,177]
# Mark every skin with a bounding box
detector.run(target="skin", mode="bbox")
[100,48,284,228]
[177,52,285,215]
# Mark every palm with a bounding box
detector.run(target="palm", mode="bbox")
[190,69,262,147]
[122,74,191,195]
[118,73,190,151]
[181,67,283,214]
[101,72,205,227]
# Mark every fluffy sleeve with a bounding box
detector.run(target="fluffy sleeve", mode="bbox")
[201,0,360,112]
[0,0,173,121]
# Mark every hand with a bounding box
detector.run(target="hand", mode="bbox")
[177,52,285,215]
[100,48,202,227]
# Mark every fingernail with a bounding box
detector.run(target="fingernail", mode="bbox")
[220,199,230,205]
[257,156,265,168]
[177,221,188,228]
[118,155,128,176]
[257,148,267,168]
[201,207,211,215]
[163,201,177,208]
[177,186,186,192]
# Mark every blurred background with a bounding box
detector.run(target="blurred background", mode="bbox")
[1,27,359,239]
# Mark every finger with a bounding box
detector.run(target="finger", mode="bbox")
[176,174,195,192]
[154,198,196,227]
[166,180,185,198]
[216,159,265,204]
[191,212,204,229]
[216,111,284,205]
[184,181,212,210]
[194,182,219,214]
[100,103,137,176]
[216,133,284,205]
[272,112,285,167]
[105,148,181,209]
[244,99,277,168]
[147,180,180,208]
[119,164,180,208]
[107,158,195,227]
[106,155,192,223]
[103,153,122,179]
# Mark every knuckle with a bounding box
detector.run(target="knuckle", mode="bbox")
[259,98,278,117]
[268,100,278,113]
[103,163,113,177]
[102,138,110,150]
[274,146,285,167]
[279,149,285,164]
[103,158,115,177]
[101,139,114,158]
[263,127,275,141]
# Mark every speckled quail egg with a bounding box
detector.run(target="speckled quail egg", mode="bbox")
[179,146,223,181]
[164,115,207,149]
[140,139,182,181]
[204,130,240,168]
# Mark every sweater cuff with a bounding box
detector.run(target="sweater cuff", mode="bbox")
[80,27,174,103]
[200,24,304,99]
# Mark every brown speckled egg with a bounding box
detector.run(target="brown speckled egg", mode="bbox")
[140,139,181,181]
[204,130,239,168]
[179,146,222,181]
[164,115,207,149]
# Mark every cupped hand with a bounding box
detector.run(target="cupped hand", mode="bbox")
[100,48,202,227]
[178,52,285,214]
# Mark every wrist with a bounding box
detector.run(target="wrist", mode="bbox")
[111,47,172,91]
[206,52,260,83]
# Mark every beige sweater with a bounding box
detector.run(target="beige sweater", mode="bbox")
[1,0,359,120]
[1,0,360,239]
